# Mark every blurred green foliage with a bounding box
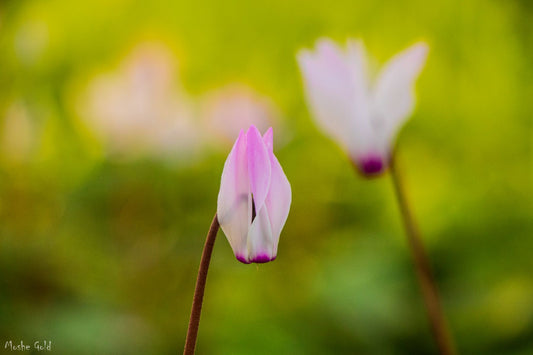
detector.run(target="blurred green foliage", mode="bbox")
[0,0,532,353]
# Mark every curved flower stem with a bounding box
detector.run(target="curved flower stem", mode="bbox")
[389,157,456,355]
[183,214,219,355]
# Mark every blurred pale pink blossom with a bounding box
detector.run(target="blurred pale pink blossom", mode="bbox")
[80,43,287,161]
[200,84,281,146]
[80,42,201,160]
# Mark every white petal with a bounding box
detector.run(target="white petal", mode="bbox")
[264,149,291,257]
[344,39,379,160]
[372,42,429,148]
[217,130,250,258]
[246,204,275,263]
[297,38,374,160]
[246,125,271,213]
[262,127,273,152]
[346,39,371,116]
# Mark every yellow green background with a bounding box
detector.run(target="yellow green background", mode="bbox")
[0,0,532,353]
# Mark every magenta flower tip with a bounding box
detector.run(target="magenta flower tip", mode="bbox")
[250,253,276,264]
[358,155,385,176]
[236,254,252,264]
[235,253,276,264]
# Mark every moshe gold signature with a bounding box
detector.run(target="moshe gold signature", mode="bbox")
[4,340,52,351]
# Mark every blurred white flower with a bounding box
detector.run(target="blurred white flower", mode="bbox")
[200,84,281,146]
[298,38,428,176]
[80,42,201,160]
[80,43,288,161]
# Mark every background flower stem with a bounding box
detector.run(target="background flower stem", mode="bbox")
[183,214,219,355]
[389,156,456,355]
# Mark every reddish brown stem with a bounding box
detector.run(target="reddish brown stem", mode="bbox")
[183,214,219,355]
[389,157,456,355]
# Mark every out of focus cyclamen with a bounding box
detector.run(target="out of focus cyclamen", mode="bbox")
[217,125,291,264]
[297,38,428,176]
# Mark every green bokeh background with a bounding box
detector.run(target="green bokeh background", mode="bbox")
[0,0,532,353]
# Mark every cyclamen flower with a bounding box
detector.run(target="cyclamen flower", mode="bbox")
[217,125,291,264]
[297,38,428,175]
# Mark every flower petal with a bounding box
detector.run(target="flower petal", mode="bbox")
[246,204,275,263]
[262,127,273,152]
[344,39,380,162]
[217,130,249,257]
[246,125,271,213]
[297,38,373,161]
[264,147,291,257]
[372,42,429,147]
[346,39,370,114]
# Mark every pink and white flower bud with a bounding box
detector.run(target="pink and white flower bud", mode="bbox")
[217,125,291,264]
